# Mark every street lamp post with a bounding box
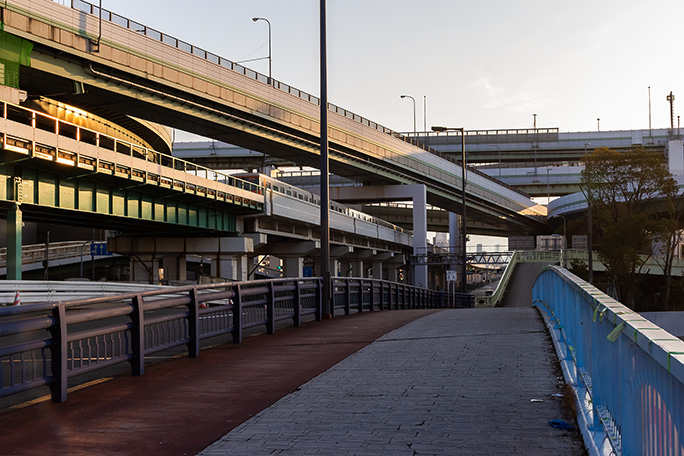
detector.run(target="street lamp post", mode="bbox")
[432,126,467,293]
[400,95,416,136]
[252,17,272,84]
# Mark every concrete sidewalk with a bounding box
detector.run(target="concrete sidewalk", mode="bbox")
[199,308,584,455]
[0,309,438,456]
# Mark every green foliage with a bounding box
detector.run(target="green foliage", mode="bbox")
[581,147,678,308]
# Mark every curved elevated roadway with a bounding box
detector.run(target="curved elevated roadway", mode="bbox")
[7,0,546,235]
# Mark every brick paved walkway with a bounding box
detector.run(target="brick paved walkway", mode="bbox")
[199,308,585,455]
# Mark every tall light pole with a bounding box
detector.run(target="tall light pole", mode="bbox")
[432,125,467,293]
[423,96,427,133]
[400,95,416,136]
[252,17,272,84]
[318,2,330,318]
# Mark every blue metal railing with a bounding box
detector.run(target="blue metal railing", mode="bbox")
[533,266,684,456]
[0,277,454,404]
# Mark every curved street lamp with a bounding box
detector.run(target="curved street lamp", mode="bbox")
[400,95,416,136]
[252,17,272,84]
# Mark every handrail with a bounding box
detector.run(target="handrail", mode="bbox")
[533,266,684,455]
[0,276,454,404]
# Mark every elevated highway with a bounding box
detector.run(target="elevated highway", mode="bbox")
[4,0,546,235]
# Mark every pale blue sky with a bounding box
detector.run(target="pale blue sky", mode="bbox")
[71,0,684,134]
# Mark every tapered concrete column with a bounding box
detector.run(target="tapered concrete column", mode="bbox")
[213,255,248,281]
[330,184,428,287]
[371,261,383,279]
[163,255,188,282]
[7,203,22,280]
[351,260,365,278]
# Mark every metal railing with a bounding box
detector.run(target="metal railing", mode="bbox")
[331,278,472,313]
[0,277,456,404]
[533,266,684,456]
[1,101,264,210]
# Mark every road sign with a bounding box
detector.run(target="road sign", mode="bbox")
[90,242,112,256]
[446,270,457,282]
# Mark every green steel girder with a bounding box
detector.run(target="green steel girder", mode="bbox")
[0,162,239,234]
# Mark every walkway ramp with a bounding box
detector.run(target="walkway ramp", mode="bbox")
[0,309,583,455]
[500,262,551,307]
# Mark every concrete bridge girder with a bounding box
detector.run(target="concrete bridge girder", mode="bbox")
[109,236,255,282]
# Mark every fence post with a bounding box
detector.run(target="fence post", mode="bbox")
[379,281,385,311]
[315,278,322,321]
[358,279,364,313]
[187,288,200,358]
[49,304,68,403]
[293,280,301,327]
[345,278,351,316]
[130,294,145,376]
[267,281,275,335]
[369,280,375,311]
[232,285,242,344]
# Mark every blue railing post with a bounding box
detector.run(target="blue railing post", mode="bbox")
[232,285,242,343]
[130,294,145,376]
[187,288,200,358]
[49,304,68,403]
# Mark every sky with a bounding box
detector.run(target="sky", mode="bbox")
[73,0,684,137]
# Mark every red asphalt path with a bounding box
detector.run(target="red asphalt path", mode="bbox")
[0,309,439,456]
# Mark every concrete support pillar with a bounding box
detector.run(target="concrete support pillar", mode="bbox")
[412,187,428,288]
[330,184,427,287]
[214,255,248,281]
[7,203,22,280]
[283,257,304,278]
[372,261,383,279]
[163,255,188,282]
[351,260,365,278]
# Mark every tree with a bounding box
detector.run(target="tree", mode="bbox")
[581,147,678,308]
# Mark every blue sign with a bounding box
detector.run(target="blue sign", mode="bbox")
[90,242,112,256]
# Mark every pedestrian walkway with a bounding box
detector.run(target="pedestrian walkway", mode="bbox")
[199,308,584,455]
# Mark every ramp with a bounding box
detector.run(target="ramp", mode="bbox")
[500,262,550,307]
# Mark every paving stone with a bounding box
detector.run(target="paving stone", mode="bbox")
[198,308,585,455]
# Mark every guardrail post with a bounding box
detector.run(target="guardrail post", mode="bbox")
[315,278,322,321]
[293,280,301,327]
[232,285,242,343]
[187,288,200,358]
[130,294,145,376]
[358,279,364,313]
[49,304,68,403]
[369,280,375,311]
[344,279,351,316]
[267,281,275,335]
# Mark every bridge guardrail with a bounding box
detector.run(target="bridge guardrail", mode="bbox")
[534,266,684,456]
[0,277,456,404]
